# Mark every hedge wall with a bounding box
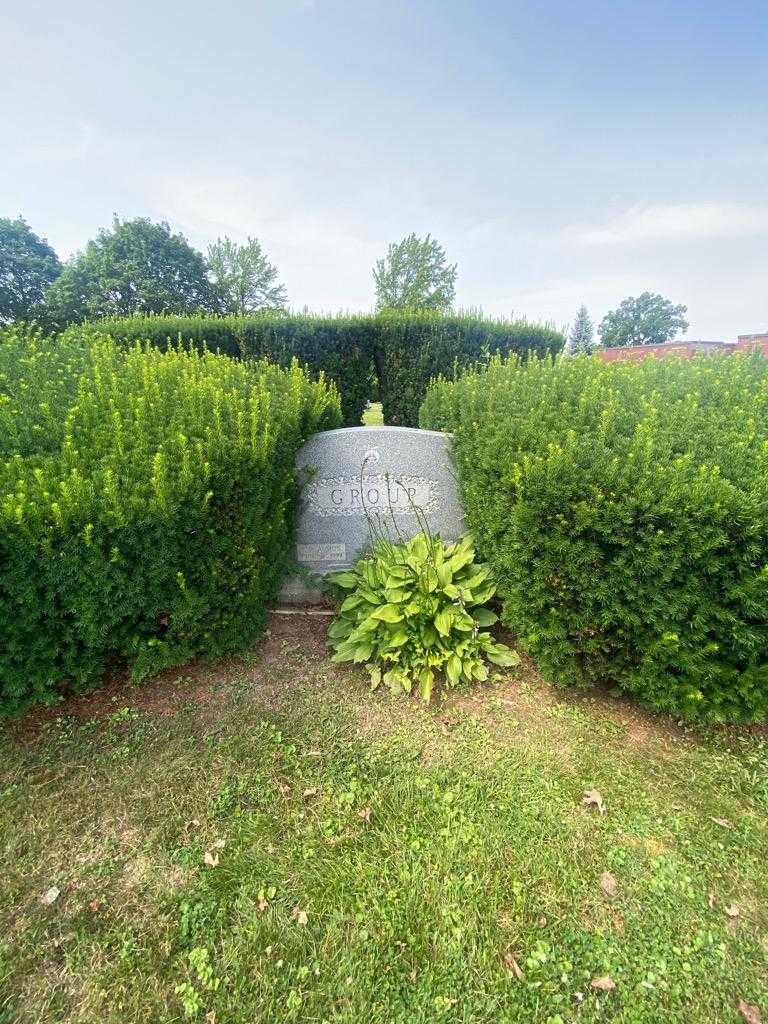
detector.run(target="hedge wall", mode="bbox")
[0,327,340,713]
[373,311,564,426]
[421,351,768,722]
[85,312,564,428]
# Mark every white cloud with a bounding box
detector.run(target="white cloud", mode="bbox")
[576,202,768,246]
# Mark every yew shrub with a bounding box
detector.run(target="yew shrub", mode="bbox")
[421,352,768,722]
[0,327,340,713]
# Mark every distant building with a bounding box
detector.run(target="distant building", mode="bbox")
[736,333,768,356]
[597,340,732,363]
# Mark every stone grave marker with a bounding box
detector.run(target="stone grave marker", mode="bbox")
[279,426,466,604]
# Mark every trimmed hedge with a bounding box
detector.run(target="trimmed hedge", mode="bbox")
[0,326,340,713]
[373,310,564,426]
[82,312,564,428]
[421,352,768,722]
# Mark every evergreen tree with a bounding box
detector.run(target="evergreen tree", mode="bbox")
[567,305,595,355]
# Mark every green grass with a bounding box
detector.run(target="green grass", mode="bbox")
[1,617,766,1023]
[361,401,384,426]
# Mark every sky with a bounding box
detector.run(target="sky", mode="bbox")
[3,0,767,339]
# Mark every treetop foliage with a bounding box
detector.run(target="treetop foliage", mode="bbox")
[599,291,689,347]
[567,304,595,355]
[0,216,61,325]
[373,233,457,312]
[207,235,287,313]
[42,217,219,328]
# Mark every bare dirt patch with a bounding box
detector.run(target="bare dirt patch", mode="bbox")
[3,614,754,759]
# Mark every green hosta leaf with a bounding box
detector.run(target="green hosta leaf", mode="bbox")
[371,604,403,623]
[486,645,521,668]
[384,588,408,603]
[369,665,382,690]
[447,549,474,573]
[473,607,498,627]
[328,619,353,640]
[442,583,460,600]
[418,668,434,702]
[422,568,439,593]
[472,662,489,682]
[354,615,379,634]
[461,567,491,590]
[386,563,412,580]
[352,642,373,663]
[387,629,409,648]
[328,570,358,589]
[434,607,454,637]
[422,624,438,647]
[468,584,496,606]
[446,653,462,685]
[383,668,405,695]
[330,643,357,663]
[340,594,363,613]
[436,565,454,589]
[408,534,429,561]
[453,611,476,632]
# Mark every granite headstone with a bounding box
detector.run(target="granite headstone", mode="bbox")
[279,426,466,604]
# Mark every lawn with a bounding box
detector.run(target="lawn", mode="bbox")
[361,401,384,426]
[1,615,766,1024]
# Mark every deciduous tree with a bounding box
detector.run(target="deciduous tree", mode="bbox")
[0,217,61,324]
[207,235,287,313]
[373,233,456,312]
[599,292,689,347]
[43,217,218,327]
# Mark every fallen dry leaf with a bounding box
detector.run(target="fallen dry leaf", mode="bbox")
[711,817,733,829]
[708,892,716,908]
[290,906,309,926]
[302,787,319,799]
[726,903,741,918]
[40,886,60,906]
[503,952,524,980]
[210,839,226,850]
[278,783,290,796]
[203,851,219,868]
[357,807,371,822]
[258,897,268,912]
[88,899,103,912]
[600,871,619,899]
[408,969,418,983]
[590,975,616,992]
[205,1013,216,1024]
[582,789,605,814]
[738,999,762,1024]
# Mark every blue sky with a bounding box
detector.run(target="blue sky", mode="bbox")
[3,0,767,337]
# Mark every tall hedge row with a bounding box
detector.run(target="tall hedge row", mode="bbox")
[0,327,341,713]
[421,352,768,722]
[83,312,564,427]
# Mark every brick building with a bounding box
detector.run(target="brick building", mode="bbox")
[597,340,732,362]
[736,333,768,356]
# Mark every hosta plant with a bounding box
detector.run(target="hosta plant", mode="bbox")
[327,532,519,701]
